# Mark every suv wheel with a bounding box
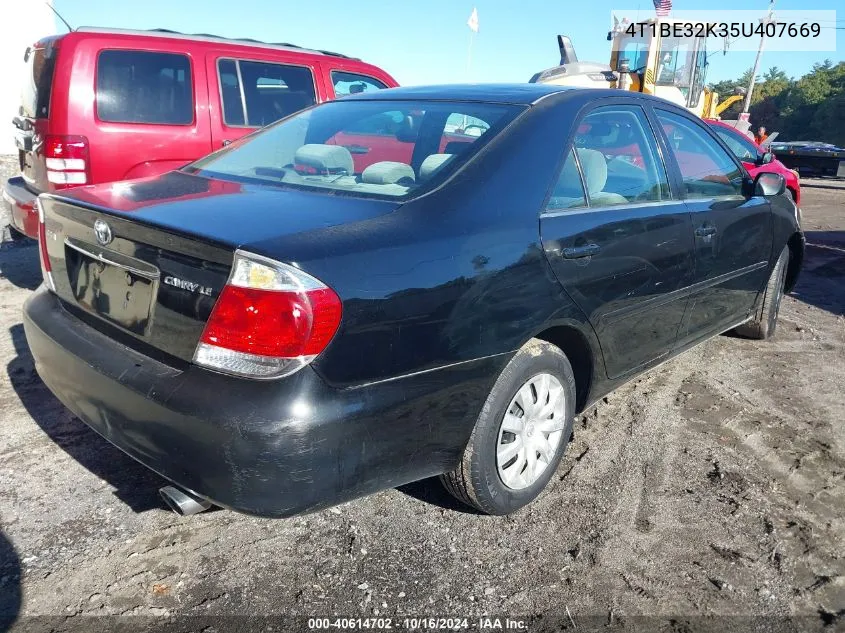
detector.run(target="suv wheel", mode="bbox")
[441,338,576,514]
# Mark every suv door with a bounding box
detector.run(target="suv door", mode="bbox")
[206,54,320,150]
[654,109,772,345]
[540,104,695,379]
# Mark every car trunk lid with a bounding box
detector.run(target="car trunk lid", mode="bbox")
[38,172,401,362]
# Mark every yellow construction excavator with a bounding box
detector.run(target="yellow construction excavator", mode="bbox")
[530,17,745,120]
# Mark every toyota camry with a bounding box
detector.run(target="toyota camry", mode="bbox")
[23,85,804,517]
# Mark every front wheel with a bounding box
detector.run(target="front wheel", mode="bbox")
[733,245,789,340]
[441,339,576,515]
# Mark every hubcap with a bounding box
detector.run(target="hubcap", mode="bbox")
[496,373,566,490]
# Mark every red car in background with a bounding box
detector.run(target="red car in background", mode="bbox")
[5,27,398,239]
[706,119,801,206]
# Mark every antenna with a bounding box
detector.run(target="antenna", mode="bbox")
[46,2,74,32]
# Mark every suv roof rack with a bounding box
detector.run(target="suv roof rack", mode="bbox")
[75,26,358,60]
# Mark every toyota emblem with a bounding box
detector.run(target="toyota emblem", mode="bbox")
[94,219,113,246]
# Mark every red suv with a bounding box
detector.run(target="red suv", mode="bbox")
[4,27,398,239]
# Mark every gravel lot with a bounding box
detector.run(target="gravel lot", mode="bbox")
[1,155,843,632]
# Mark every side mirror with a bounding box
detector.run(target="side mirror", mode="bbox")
[755,151,774,166]
[754,172,786,197]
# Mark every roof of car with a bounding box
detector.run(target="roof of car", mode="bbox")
[346,83,576,105]
[71,27,357,59]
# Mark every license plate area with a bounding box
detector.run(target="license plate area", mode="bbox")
[64,238,160,336]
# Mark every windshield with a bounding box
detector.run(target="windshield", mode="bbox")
[713,127,758,162]
[656,37,693,87]
[186,99,522,198]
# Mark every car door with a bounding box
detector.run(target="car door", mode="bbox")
[654,109,772,345]
[540,104,695,379]
[206,53,320,150]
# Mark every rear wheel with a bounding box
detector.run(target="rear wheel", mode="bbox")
[733,245,789,340]
[441,339,576,515]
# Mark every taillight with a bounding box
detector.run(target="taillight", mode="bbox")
[36,198,55,291]
[194,251,342,379]
[44,135,90,188]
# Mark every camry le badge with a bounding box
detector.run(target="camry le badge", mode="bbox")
[163,276,213,297]
[94,219,113,246]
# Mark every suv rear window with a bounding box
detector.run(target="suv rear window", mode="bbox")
[21,43,58,118]
[96,50,193,125]
[186,99,522,199]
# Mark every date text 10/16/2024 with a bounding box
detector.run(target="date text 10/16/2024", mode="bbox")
[308,617,529,630]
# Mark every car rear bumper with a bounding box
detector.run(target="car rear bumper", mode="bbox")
[4,177,39,238]
[23,287,498,517]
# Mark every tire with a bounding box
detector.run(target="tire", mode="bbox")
[733,245,789,340]
[441,338,576,515]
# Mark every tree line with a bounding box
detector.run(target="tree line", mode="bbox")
[711,60,845,146]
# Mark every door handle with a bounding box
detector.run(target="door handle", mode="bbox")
[695,226,717,237]
[562,243,601,259]
[222,139,232,147]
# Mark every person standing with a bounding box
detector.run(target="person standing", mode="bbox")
[755,126,769,144]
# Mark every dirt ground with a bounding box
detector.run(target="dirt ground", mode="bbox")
[1,154,843,633]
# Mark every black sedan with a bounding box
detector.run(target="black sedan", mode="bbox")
[23,85,804,517]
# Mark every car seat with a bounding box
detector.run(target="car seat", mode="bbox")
[576,148,629,206]
[419,154,454,181]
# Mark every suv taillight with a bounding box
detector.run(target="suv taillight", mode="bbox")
[194,251,342,379]
[36,198,55,291]
[44,135,90,188]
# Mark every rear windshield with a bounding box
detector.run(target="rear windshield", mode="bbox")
[185,99,523,198]
[21,43,58,118]
[96,50,193,125]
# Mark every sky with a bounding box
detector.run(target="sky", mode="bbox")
[51,0,843,86]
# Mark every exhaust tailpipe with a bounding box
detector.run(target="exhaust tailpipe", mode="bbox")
[159,485,212,516]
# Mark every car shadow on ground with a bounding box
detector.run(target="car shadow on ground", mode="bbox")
[396,478,483,515]
[6,323,169,514]
[792,230,845,316]
[0,528,21,632]
[0,240,41,291]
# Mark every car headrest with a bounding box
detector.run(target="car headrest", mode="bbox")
[361,161,416,185]
[294,144,354,176]
[443,141,472,156]
[419,154,454,181]
[575,148,608,195]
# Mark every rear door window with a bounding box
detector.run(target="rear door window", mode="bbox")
[21,43,58,118]
[97,50,193,125]
[331,71,388,97]
[217,59,316,128]
[562,105,671,206]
